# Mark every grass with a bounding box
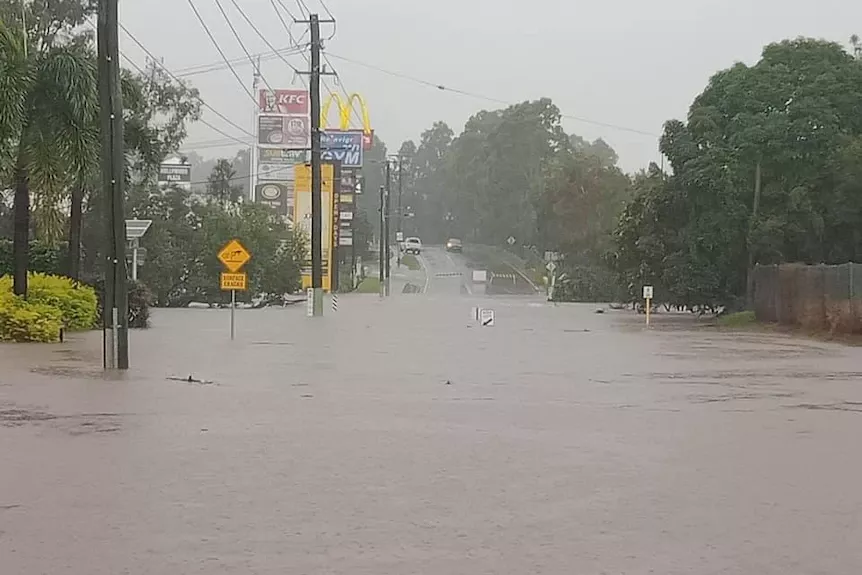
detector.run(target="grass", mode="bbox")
[716,310,757,327]
[355,276,381,294]
[401,254,421,271]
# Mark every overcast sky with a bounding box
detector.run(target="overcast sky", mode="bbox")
[120,0,862,172]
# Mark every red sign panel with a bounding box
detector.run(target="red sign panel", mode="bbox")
[362,130,374,151]
[259,89,309,115]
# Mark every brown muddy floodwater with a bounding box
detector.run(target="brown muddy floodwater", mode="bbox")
[3,276,862,573]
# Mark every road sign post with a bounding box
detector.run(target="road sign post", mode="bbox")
[546,261,557,300]
[643,285,654,326]
[218,239,252,340]
[480,308,495,327]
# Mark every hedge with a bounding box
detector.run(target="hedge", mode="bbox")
[0,273,99,341]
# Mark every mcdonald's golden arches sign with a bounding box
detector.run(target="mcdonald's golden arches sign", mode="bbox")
[321,93,373,150]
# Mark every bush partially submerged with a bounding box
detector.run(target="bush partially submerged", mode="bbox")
[0,293,63,342]
[0,273,98,331]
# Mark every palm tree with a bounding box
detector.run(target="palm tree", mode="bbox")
[0,19,98,296]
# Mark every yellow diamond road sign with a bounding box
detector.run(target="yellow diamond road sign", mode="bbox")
[220,272,248,291]
[218,239,251,272]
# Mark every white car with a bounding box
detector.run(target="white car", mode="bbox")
[403,237,422,255]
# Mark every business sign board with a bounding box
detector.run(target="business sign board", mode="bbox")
[321,130,364,168]
[255,182,290,214]
[158,163,191,186]
[294,164,336,291]
[259,89,309,115]
[258,115,309,149]
[258,148,308,164]
[257,162,296,182]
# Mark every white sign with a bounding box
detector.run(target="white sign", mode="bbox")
[396,231,404,242]
[472,270,487,283]
[306,288,314,317]
[471,306,480,321]
[643,285,654,299]
[480,308,495,327]
[545,261,557,273]
[339,211,354,221]
[257,162,296,182]
[338,236,354,247]
[507,236,516,246]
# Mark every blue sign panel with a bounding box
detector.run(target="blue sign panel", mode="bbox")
[321,130,364,168]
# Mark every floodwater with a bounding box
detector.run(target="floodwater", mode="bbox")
[3,247,862,574]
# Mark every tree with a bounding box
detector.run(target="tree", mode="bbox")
[0,17,98,296]
[613,37,862,310]
[206,159,242,205]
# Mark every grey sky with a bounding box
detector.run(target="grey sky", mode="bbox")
[121,0,862,172]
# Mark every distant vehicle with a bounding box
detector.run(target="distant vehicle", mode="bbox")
[445,238,463,253]
[403,237,422,255]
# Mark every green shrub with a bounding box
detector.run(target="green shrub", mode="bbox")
[0,240,67,276]
[0,293,63,342]
[91,278,154,329]
[0,273,98,331]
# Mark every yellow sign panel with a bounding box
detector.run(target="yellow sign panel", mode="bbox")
[294,164,334,194]
[217,239,251,272]
[220,272,248,291]
[321,93,371,133]
[294,166,336,292]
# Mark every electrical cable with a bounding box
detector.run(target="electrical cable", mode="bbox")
[85,17,256,146]
[117,52,251,147]
[174,44,308,78]
[213,0,277,94]
[325,52,660,137]
[228,0,303,77]
[185,0,257,105]
[269,0,364,131]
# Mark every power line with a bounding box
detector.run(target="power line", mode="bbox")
[174,44,308,78]
[271,0,308,89]
[213,0,276,95]
[270,0,364,131]
[117,52,251,147]
[228,0,302,77]
[118,23,256,140]
[85,17,254,144]
[325,52,660,138]
[185,0,257,105]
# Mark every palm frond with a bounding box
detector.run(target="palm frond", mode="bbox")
[0,21,32,142]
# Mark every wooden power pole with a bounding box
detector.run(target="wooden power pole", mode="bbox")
[97,0,129,369]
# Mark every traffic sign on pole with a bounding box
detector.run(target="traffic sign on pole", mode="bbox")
[220,272,248,291]
[217,239,251,273]
[480,308,495,327]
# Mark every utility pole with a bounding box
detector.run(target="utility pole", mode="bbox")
[397,156,403,268]
[378,185,385,297]
[297,13,335,316]
[249,55,260,202]
[97,0,129,369]
[746,160,762,309]
[384,159,391,296]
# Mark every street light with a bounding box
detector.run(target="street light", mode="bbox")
[125,219,152,282]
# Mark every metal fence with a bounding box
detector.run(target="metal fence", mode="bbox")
[753,263,862,333]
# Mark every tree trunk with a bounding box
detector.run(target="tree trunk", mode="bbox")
[68,184,84,280]
[12,160,30,297]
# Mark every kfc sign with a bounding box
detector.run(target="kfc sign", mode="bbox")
[259,89,309,115]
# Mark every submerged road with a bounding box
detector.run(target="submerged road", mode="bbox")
[2,283,862,573]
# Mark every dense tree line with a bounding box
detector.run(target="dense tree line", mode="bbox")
[386,36,862,308]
